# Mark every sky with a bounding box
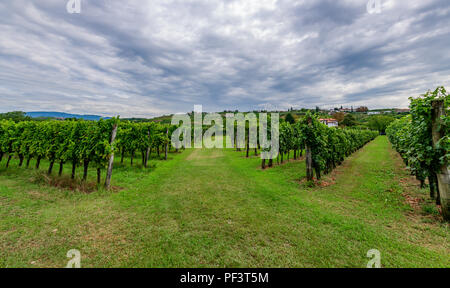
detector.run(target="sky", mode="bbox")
[0,0,449,118]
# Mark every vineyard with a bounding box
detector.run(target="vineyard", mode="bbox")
[0,99,447,221]
[0,119,177,188]
[0,90,449,268]
[257,115,378,182]
[0,113,379,190]
[387,87,449,220]
[1,132,448,267]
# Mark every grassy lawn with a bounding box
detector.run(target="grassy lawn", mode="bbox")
[0,136,449,267]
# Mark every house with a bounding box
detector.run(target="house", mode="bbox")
[319,118,339,128]
[368,111,381,115]
[395,109,410,114]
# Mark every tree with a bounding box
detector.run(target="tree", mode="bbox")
[0,111,31,122]
[368,115,395,134]
[285,113,295,124]
[356,106,369,113]
[332,112,345,123]
[342,114,357,127]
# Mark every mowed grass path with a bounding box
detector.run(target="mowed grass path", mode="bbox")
[0,136,448,267]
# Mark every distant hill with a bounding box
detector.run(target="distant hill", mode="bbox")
[26,112,111,120]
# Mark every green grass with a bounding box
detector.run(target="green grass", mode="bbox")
[0,136,449,267]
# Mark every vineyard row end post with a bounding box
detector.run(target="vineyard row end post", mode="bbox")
[145,127,151,167]
[165,127,168,160]
[305,116,313,181]
[105,123,118,190]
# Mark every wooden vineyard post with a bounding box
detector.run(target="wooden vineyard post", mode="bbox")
[234,129,238,151]
[431,99,449,221]
[97,168,101,184]
[306,145,313,181]
[105,123,118,190]
[58,161,64,176]
[246,128,250,158]
[306,116,313,181]
[145,128,151,167]
[165,127,168,160]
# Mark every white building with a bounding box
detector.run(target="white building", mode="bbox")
[319,118,339,128]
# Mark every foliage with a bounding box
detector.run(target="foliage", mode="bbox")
[0,117,179,182]
[298,112,378,178]
[0,111,31,122]
[386,87,449,186]
[341,114,357,127]
[285,113,295,124]
[368,115,395,134]
[356,106,369,113]
[332,112,345,123]
[117,121,172,164]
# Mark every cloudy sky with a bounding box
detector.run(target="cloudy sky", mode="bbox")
[0,0,449,118]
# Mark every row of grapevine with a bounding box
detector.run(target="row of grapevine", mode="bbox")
[386,87,449,220]
[299,112,379,180]
[116,121,178,167]
[256,113,378,176]
[260,121,305,169]
[0,119,118,183]
[0,119,178,188]
[279,121,305,162]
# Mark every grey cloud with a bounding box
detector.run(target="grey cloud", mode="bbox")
[0,0,449,117]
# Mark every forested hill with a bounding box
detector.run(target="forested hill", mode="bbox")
[26,112,110,120]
